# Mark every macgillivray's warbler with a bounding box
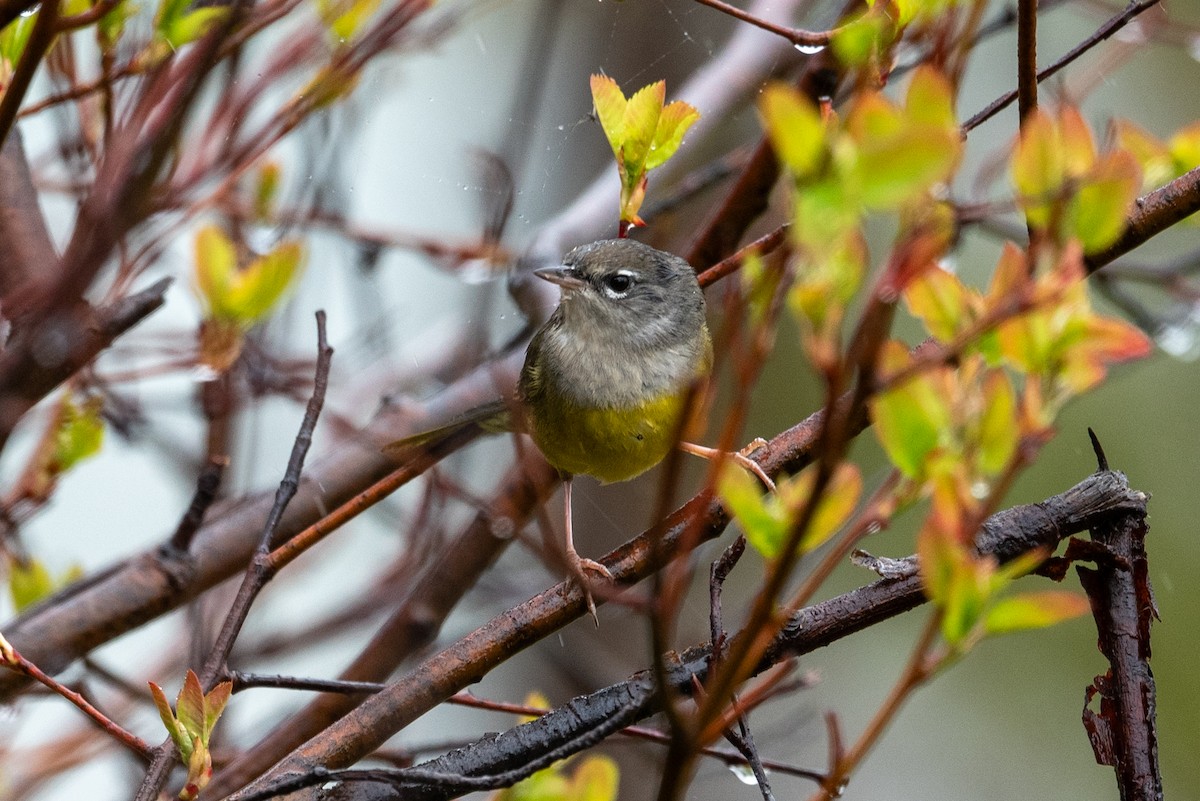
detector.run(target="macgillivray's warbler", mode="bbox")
[388,238,773,596]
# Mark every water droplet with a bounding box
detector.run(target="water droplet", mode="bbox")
[19,4,38,16]
[865,521,882,535]
[192,364,222,383]
[794,42,825,55]
[728,764,759,785]
[459,259,499,285]
[937,256,957,274]
[557,124,565,131]
[971,479,990,500]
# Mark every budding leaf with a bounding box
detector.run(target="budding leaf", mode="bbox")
[984,590,1090,636]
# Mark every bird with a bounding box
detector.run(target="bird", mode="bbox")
[388,238,772,600]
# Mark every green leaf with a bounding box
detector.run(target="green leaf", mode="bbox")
[203,680,233,738]
[905,66,957,131]
[984,590,1090,636]
[870,344,953,478]
[8,559,54,613]
[54,395,105,471]
[720,465,786,559]
[975,370,1017,476]
[832,11,891,67]
[223,241,303,322]
[0,11,38,63]
[194,225,238,317]
[1068,149,1141,254]
[760,83,825,179]
[161,5,226,47]
[149,681,192,756]
[797,462,861,551]
[1168,121,1200,173]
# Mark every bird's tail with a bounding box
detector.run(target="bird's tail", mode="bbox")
[382,398,513,458]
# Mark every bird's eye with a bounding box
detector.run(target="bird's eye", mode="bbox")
[602,272,634,296]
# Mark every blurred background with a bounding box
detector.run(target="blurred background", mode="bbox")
[3,0,1198,798]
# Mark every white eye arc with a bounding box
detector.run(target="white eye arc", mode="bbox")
[601,270,636,298]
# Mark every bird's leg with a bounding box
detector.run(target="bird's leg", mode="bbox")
[561,476,612,623]
[679,440,776,493]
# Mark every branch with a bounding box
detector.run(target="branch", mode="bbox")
[691,0,840,47]
[235,469,1147,801]
[1076,439,1161,800]
[0,129,56,296]
[0,277,172,450]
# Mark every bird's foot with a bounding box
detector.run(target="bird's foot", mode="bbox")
[566,550,612,626]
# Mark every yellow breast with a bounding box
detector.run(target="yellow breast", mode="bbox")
[527,389,690,484]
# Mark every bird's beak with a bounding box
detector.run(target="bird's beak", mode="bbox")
[534,266,587,291]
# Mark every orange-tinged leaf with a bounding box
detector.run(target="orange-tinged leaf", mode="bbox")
[1069,149,1141,254]
[646,99,699,170]
[1112,119,1173,188]
[1057,106,1096,177]
[984,590,1090,635]
[590,74,627,158]
[905,66,957,130]
[204,681,232,737]
[986,242,1030,302]
[176,670,206,740]
[149,681,191,756]
[759,83,825,178]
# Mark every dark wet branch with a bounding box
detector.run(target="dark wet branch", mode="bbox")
[234,470,1146,801]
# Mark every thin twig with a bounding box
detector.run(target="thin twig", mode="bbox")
[690,0,840,47]
[167,457,228,551]
[133,311,333,801]
[0,635,153,760]
[964,0,1163,132]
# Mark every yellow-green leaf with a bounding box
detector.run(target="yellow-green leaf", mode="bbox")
[176,670,206,741]
[194,225,238,317]
[223,241,303,322]
[905,66,957,131]
[590,74,628,160]
[720,465,786,559]
[984,590,1090,635]
[904,265,971,342]
[855,125,960,209]
[870,344,953,478]
[8,559,54,613]
[54,395,105,471]
[796,462,861,551]
[646,99,699,171]
[975,370,1017,476]
[760,83,825,179]
[568,755,620,801]
[1168,121,1200,173]
[1011,109,1064,226]
[1069,149,1141,254]
[149,681,192,757]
